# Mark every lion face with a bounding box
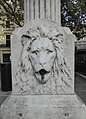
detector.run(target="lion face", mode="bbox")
[29,37,56,84]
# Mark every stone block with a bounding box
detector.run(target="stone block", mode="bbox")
[1,94,86,119]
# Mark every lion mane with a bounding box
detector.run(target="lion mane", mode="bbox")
[14,24,73,95]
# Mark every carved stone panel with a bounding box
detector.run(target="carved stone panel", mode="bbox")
[12,19,74,94]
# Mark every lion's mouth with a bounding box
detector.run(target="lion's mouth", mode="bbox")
[39,69,48,80]
[35,69,50,84]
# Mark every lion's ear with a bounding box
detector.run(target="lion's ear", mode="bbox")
[56,34,64,43]
[21,35,31,46]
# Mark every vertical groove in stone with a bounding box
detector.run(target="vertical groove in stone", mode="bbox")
[50,0,52,19]
[29,0,31,21]
[56,0,58,23]
[44,0,46,18]
[51,0,55,21]
[24,0,30,23]
[39,0,40,18]
[30,0,34,20]
[27,0,30,21]
[54,0,56,21]
[24,0,26,23]
[59,0,61,24]
[33,0,35,19]
[35,0,39,19]
[56,0,61,24]
[40,0,44,18]
[46,0,50,19]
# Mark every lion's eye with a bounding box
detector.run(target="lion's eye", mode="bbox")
[32,37,36,41]
[47,49,53,54]
[32,50,39,55]
[27,47,30,51]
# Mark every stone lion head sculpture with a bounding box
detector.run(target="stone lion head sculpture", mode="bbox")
[15,20,73,94]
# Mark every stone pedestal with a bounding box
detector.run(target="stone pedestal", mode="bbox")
[1,94,86,119]
[0,0,86,118]
[0,19,86,119]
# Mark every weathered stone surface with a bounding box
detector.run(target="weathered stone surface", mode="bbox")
[1,0,86,117]
[1,19,84,119]
[1,94,86,119]
[63,27,75,82]
[11,19,74,94]
[0,19,86,119]
[24,0,61,25]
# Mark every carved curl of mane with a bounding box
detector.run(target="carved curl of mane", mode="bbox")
[15,24,73,94]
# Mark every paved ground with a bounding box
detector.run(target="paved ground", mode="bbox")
[75,72,86,104]
[0,72,86,105]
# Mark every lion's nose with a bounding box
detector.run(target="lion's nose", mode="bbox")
[39,62,47,67]
[39,57,47,66]
[39,53,47,67]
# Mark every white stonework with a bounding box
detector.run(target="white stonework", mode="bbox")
[0,19,86,119]
[24,0,61,25]
[11,19,74,94]
[1,95,86,119]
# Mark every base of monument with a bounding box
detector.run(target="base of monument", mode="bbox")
[0,94,86,119]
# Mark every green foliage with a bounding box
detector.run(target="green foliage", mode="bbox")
[0,0,24,27]
[61,0,86,40]
[0,0,86,39]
